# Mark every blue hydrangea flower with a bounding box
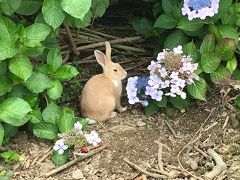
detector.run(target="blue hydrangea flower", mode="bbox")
[136,76,149,92]
[182,0,219,20]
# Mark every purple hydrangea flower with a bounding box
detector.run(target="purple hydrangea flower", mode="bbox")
[182,0,219,20]
[53,139,68,155]
[148,75,161,88]
[84,131,101,146]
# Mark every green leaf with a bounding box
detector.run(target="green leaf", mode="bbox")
[215,39,236,61]
[226,56,237,74]
[47,48,62,72]
[91,0,109,17]
[178,17,204,31]
[212,0,233,21]
[51,150,69,166]
[33,122,58,140]
[132,17,155,37]
[162,0,175,14]
[164,30,188,49]
[29,109,42,124]
[75,118,89,130]
[61,0,91,19]
[57,108,75,133]
[233,69,240,80]
[0,151,20,163]
[169,96,190,109]
[53,65,79,81]
[200,34,215,54]
[0,16,17,42]
[0,0,21,15]
[0,76,12,96]
[0,41,17,61]
[9,56,33,82]
[0,98,32,126]
[25,72,53,93]
[235,96,240,109]
[183,41,199,63]
[187,77,207,100]
[42,0,65,29]
[210,66,231,84]
[156,96,167,107]
[19,46,45,57]
[16,0,42,15]
[201,53,221,73]
[219,25,239,43]
[47,80,63,100]
[153,1,162,18]
[0,61,7,75]
[64,12,92,28]
[144,101,160,116]
[0,123,4,146]
[42,102,62,124]
[2,123,18,139]
[25,23,51,47]
[154,14,178,29]
[221,11,236,26]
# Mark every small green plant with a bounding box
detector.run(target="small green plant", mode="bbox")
[0,151,21,163]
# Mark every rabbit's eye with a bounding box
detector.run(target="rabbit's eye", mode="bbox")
[113,69,118,72]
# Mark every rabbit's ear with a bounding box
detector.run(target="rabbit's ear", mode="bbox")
[94,50,106,67]
[105,41,111,62]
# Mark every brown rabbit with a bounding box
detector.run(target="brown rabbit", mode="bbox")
[80,42,127,122]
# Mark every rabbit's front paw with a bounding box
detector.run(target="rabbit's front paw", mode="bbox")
[110,112,117,118]
[118,106,127,112]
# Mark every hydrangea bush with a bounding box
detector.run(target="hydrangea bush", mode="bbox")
[131,0,239,114]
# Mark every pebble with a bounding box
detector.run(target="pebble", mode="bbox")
[136,121,146,127]
[72,169,84,179]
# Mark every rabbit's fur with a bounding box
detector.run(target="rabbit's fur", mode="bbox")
[80,42,127,122]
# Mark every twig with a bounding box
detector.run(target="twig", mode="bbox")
[83,28,117,39]
[45,145,107,177]
[123,157,167,179]
[61,36,142,54]
[222,116,229,129]
[36,147,53,165]
[164,119,182,139]
[63,24,80,56]
[177,108,215,179]
[204,149,227,180]
[62,53,70,63]
[112,44,148,53]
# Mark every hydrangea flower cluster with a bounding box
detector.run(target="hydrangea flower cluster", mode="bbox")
[126,45,199,106]
[181,0,220,20]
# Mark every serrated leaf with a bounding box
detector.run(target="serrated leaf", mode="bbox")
[91,0,109,17]
[42,102,62,124]
[169,96,190,109]
[0,41,17,61]
[235,96,240,109]
[233,69,240,80]
[215,39,236,61]
[187,77,207,100]
[226,56,237,73]
[29,109,43,124]
[16,0,42,15]
[0,16,17,42]
[42,0,65,29]
[178,17,204,31]
[0,76,12,96]
[0,98,32,126]
[201,52,221,73]
[25,23,51,47]
[61,0,91,19]
[2,123,18,139]
[144,101,160,116]
[219,25,238,43]
[9,56,33,82]
[212,0,233,21]
[25,72,53,93]
[132,17,155,37]
[33,122,58,140]
[164,30,188,49]
[200,34,215,54]
[0,0,21,15]
[64,12,92,28]
[154,14,178,29]
[0,61,7,75]
[183,41,199,63]
[162,0,175,14]
[210,66,231,84]
[57,108,75,133]
[156,96,167,107]
[53,65,79,81]
[0,123,4,146]
[47,48,62,72]
[51,150,69,166]
[47,80,63,100]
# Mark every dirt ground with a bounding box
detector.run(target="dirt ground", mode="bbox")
[3,95,240,180]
